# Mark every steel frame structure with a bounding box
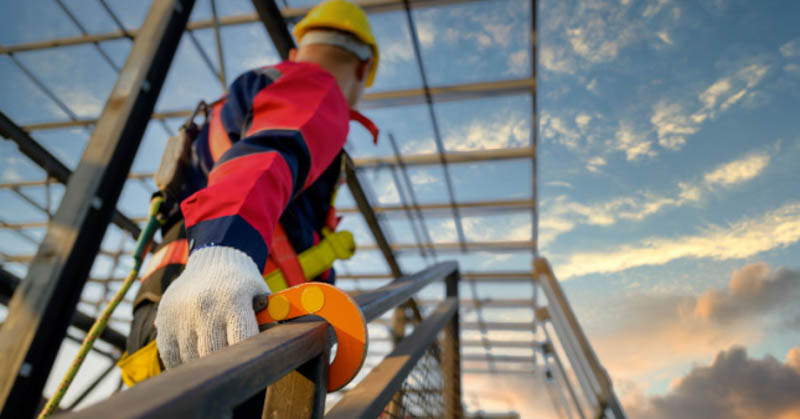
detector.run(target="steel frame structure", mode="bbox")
[0,0,626,417]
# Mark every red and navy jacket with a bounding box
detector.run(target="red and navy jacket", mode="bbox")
[179,61,355,283]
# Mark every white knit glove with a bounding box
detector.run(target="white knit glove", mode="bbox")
[155,246,269,368]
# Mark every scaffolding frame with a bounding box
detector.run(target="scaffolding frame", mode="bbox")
[0,0,626,417]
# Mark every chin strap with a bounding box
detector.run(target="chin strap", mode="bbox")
[350,109,379,144]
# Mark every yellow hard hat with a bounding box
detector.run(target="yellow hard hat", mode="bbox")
[294,0,379,87]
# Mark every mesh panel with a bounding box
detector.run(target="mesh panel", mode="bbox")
[380,339,445,418]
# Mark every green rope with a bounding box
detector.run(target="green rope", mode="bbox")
[38,196,164,418]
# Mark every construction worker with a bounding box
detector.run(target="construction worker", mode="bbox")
[124,0,379,377]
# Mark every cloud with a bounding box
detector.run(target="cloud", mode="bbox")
[780,39,800,58]
[575,112,592,129]
[505,49,529,76]
[625,346,800,419]
[540,112,582,150]
[788,347,800,371]
[692,263,800,324]
[444,109,529,152]
[415,18,436,48]
[586,156,607,173]
[462,373,560,418]
[462,214,532,242]
[642,0,669,17]
[540,0,663,77]
[545,180,573,188]
[656,30,673,45]
[539,181,700,247]
[556,201,800,279]
[584,262,800,389]
[703,151,770,187]
[566,19,633,63]
[540,46,576,74]
[650,101,696,150]
[539,146,772,248]
[612,122,656,161]
[1,156,24,182]
[410,171,438,186]
[650,62,769,151]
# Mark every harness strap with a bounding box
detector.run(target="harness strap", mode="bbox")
[350,109,379,144]
[208,100,233,162]
[141,239,189,281]
[264,223,306,290]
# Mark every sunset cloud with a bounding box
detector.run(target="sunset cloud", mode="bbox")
[625,346,800,419]
[691,262,800,323]
[555,201,800,279]
[585,262,800,385]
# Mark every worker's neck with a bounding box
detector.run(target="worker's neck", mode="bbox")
[293,49,359,107]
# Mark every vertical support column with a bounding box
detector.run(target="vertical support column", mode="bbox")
[0,1,195,417]
[443,270,462,419]
[262,330,331,419]
[386,306,408,416]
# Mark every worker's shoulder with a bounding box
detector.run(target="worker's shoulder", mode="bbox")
[232,61,336,89]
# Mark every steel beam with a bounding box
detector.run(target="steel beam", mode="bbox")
[344,154,404,279]
[357,239,535,252]
[0,1,195,416]
[369,336,544,349]
[354,145,534,168]
[21,79,535,131]
[337,271,535,282]
[0,268,128,352]
[373,318,534,332]
[0,0,489,55]
[0,198,535,230]
[0,112,142,238]
[339,198,535,216]
[251,0,295,60]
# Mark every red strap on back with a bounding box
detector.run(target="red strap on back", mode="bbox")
[141,239,189,281]
[325,206,341,231]
[209,100,233,162]
[265,223,306,287]
[350,109,379,144]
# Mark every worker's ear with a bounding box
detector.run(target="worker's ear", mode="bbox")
[289,48,298,61]
[355,58,372,83]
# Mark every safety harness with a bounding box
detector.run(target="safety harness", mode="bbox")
[117,97,377,387]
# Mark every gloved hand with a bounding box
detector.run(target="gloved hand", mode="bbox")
[155,246,269,368]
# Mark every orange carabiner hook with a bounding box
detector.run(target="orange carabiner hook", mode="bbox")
[256,283,368,392]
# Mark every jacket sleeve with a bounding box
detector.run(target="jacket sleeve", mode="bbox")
[180,61,350,272]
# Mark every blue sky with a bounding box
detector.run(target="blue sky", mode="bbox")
[2,0,800,417]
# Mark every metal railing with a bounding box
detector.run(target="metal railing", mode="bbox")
[534,258,625,419]
[58,262,462,419]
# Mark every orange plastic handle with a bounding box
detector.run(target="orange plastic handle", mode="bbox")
[256,283,367,392]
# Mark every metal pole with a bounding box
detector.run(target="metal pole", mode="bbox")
[251,0,295,60]
[0,111,143,238]
[0,1,195,416]
[443,270,462,418]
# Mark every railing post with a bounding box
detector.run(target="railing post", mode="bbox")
[443,270,463,418]
[262,329,331,419]
[387,306,408,416]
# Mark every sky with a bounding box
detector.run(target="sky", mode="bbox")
[1,0,800,417]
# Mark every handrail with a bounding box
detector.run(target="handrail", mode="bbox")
[534,258,625,419]
[326,298,458,418]
[59,262,459,418]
